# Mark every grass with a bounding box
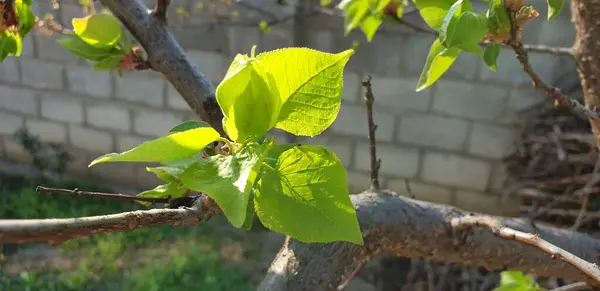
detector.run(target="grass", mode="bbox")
[0,173,263,291]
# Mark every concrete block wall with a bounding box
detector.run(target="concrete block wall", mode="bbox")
[0,0,578,215]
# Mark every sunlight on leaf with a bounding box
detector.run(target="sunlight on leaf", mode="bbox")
[72,13,124,48]
[88,127,220,166]
[255,145,363,244]
[416,39,460,91]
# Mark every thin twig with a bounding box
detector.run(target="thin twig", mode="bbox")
[451,215,600,287]
[572,156,600,231]
[549,282,590,291]
[0,194,220,245]
[505,8,600,120]
[36,186,170,204]
[337,258,370,290]
[362,76,381,191]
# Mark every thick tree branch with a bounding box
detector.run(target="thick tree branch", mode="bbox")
[259,191,600,291]
[0,194,221,245]
[99,0,225,136]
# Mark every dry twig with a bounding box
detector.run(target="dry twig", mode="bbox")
[362,75,381,191]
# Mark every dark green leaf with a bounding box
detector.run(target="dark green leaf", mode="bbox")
[547,0,564,21]
[483,43,500,71]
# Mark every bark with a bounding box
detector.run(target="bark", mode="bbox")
[0,195,220,244]
[99,0,225,135]
[258,191,600,291]
[572,0,600,147]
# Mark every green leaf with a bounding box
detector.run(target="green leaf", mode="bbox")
[1,32,21,56]
[439,0,465,43]
[339,0,370,34]
[416,39,460,92]
[180,141,273,227]
[72,13,124,48]
[93,54,123,71]
[216,53,281,142]
[146,166,186,183]
[57,37,114,61]
[15,0,35,37]
[457,42,483,56]
[256,48,354,136]
[254,145,363,244]
[136,183,188,207]
[88,127,220,166]
[483,43,500,71]
[413,0,461,31]
[547,0,564,21]
[169,120,211,133]
[360,14,383,42]
[241,192,256,230]
[445,11,488,48]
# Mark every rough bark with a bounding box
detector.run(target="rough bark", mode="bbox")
[258,191,600,291]
[572,0,600,147]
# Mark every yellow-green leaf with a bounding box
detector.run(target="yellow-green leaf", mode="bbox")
[216,53,281,142]
[256,48,354,136]
[413,0,461,31]
[72,13,124,48]
[416,39,460,92]
[255,145,363,244]
[88,127,220,166]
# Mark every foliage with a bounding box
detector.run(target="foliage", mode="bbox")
[334,0,564,90]
[492,271,545,291]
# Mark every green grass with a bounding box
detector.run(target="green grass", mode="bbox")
[0,173,258,291]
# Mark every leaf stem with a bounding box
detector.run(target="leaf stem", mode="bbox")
[217,137,235,154]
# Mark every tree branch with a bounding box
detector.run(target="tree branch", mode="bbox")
[258,191,600,291]
[451,215,600,287]
[0,194,221,245]
[98,0,225,136]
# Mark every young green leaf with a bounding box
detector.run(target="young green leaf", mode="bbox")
[136,183,188,206]
[146,166,186,183]
[254,145,363,244]
[413,0,462,31]
[445,12,488,48]
[72,13,124,48]
[93,54,124,71]
[416,39,460,92]
[57,37,114,61]
[439,0,464,44]
[483,43,500,71]
[547,0,564,21]
[339,0,370,34]
[256,48,354,136]
[360,14,383,42]
[216,53,281,142]
[15,0,35,37]
[492,271,543,291]
[0,32,21,56]
[88,127,220,166]
[169,120,211,133]
[180,141,273,227]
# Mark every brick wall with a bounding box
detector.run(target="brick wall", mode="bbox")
[0,0,579,215]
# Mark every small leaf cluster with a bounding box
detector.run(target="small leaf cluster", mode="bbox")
[492,271,545,291]
[336,0,564,91]
[336,0,406,42]
[88,46,364,245]
[56,13,138,75]
[0,0,34,62]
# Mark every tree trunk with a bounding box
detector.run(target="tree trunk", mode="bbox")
[572,0,600,147]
